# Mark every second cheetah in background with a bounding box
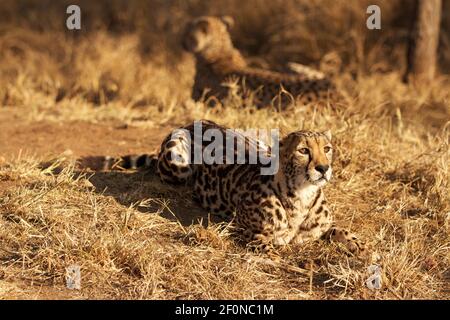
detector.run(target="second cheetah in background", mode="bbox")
[182,16,343,109]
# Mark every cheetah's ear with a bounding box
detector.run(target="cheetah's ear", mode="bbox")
[323,130,332,141]
[220,16,235,30]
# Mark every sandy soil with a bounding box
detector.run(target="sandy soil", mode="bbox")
[0,108,189,299]
[0,109,169,162]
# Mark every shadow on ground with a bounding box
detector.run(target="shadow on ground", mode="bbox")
[83,167,221,227]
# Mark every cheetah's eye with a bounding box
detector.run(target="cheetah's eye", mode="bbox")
[324,146,332,153]
[298,148,309,155]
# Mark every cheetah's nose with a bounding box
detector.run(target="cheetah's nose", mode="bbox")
[315,165,329,174]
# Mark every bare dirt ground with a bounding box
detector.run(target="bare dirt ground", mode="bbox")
[0,108,213,299]
[0,108,168,162]
[0,108,206,221]
[1,0,449,299]
[0,109,124,298]
[0,108,151,299]
[1,103,448,299]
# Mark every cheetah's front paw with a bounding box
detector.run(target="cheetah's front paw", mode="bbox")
[345,236,367,256]
[327,227,368,257]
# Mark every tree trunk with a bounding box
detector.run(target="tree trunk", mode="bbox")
[405,0,442,84]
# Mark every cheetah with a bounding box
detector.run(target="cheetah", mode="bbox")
[183,16,342,109]
[106,120,365,256]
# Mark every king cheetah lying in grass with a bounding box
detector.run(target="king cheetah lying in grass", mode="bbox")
[99,120,365,256]
[183,16,342,109]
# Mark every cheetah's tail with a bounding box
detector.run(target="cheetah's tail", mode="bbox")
[77,154,157,171]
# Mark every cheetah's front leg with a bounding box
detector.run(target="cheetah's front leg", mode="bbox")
[235,205,284,261]
[322,226,367,256]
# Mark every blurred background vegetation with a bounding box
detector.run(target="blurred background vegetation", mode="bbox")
[1,0,449,72]
[0,1,448,300]
[0,0,449,115]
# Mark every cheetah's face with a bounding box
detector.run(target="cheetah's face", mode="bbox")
[280,130,333,188]
[182,16,234,54]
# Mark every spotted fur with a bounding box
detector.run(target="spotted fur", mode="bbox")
[183,16,343,109]
[84,120,365,256]
[156,120,365,255]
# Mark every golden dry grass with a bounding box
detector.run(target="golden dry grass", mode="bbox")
[0,0,449,299]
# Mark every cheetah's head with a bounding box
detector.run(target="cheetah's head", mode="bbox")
[182,16,235,56]
[279,130,333,188]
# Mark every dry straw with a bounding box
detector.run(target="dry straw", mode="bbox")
[0,0,449,299]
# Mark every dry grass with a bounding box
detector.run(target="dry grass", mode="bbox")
[0,0,449,299]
